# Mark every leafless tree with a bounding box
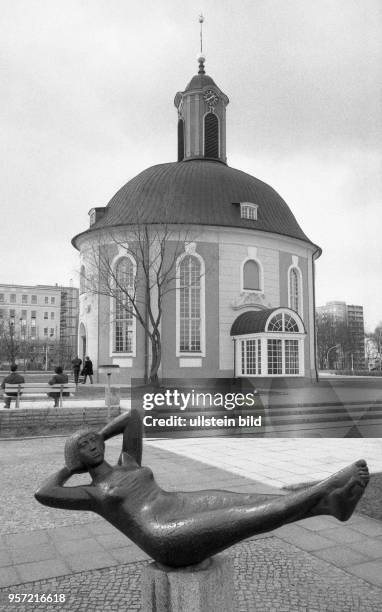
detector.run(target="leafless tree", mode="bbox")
[0,317,21,366]
[82,223,204,385]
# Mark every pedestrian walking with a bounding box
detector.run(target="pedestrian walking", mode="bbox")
[81,356,93,384]
[48,366,69,407]
[71,356,82,385]
[1,364,25,408]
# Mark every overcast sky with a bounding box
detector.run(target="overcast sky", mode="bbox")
[1,0,381,331]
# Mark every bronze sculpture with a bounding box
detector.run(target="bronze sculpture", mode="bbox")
[35,411,369,568]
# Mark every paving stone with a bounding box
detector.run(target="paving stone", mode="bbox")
[0,567,20,589]
[312,545,370,568]
[1,538,381,612]
[64,551,117,572]
[109,546,150,564]
[48,525,94,542]
[349,517,382,537]
[318,526,367,544]
[16,559,70,583]
[54,537,105,556]
[345,537,382,559]
[85,521,118,536]
[4,531,50,548]
[0,550,11,569]
[295,516,338,531]
[95,533,129,550]
[10,544,58,565]
[346,560,382,588]
[274,524,336,551]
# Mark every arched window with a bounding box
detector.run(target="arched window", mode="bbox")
[204,113,219,159]
[267,312,299,333]
[267,311,301,375]
[289,267,301,314]
[178,255,202,352]
[79,265,86,295]
[114,257,135,353]
[243,260,260,291]
[178,119,185,161]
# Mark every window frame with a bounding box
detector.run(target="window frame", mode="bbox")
[233,308,305,377]
[176,250,206,357]
[240,203,258,220]
[109,254,137,358]
[240,257,264,294]
[288,264,303,316]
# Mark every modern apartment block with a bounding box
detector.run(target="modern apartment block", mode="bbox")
[0,283,79,367]
[346,304,366,369]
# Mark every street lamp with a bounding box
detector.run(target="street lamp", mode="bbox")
[326,344,340,370]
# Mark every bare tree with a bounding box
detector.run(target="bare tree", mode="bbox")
[316,311,360,370]
[0,317,22,365]
[83,223,204,385]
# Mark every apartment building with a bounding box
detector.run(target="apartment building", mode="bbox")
[0,283,79,367]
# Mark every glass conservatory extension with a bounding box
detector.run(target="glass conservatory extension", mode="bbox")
[231,308,306,377]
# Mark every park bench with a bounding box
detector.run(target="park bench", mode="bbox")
[3,382,77,408]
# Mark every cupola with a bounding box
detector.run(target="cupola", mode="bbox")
[174,54,229,164]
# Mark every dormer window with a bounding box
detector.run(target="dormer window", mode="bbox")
[88,207,106,227]
[240,202,258,221]
[240,203,258,220]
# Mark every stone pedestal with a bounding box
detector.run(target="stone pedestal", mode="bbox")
[141,555,235,612]
[105,385,120,408]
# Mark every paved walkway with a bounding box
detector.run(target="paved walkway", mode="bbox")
[0,436,381,610]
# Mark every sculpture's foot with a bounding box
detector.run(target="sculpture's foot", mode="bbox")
[315,460,369,521]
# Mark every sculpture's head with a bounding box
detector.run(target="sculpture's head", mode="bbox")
[65,428,105,471]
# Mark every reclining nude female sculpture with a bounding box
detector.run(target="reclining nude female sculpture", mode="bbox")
[35,411,369,568]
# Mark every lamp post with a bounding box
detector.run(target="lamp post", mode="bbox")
[98,364,120,420]
[326,344,340,370]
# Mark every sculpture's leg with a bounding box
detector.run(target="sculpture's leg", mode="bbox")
[150,460,369,567]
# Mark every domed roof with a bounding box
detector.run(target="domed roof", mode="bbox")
[184,73,217,92]
[73,160,317,248]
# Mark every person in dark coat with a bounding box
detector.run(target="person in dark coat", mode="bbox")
[48,366,69,407]
[1,364,25,408]
[81,356,93,384]
[71,356,82,385]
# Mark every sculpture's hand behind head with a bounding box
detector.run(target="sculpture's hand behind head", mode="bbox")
[65,429,105,471]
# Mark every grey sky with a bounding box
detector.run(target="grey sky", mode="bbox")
[1,0,381,330]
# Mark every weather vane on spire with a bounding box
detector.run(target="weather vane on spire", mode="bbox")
[198,14,205,74]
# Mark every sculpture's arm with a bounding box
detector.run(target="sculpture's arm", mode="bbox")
[98,411,133,440]
[99,410,142,466]
[34,467,94,511]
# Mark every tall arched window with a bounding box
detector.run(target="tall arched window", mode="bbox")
[243,260,260,291]
[178,255,202,352]
[289,267,301,314]
[79,265,86,295]
[204,113,219,159]
[178,119,185,161]
[267,311,301,375]
[114,257,135,353]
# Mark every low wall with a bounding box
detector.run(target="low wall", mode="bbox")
[0,406,121,438]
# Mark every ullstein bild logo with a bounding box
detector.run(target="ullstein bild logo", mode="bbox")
[141,389,258,411]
